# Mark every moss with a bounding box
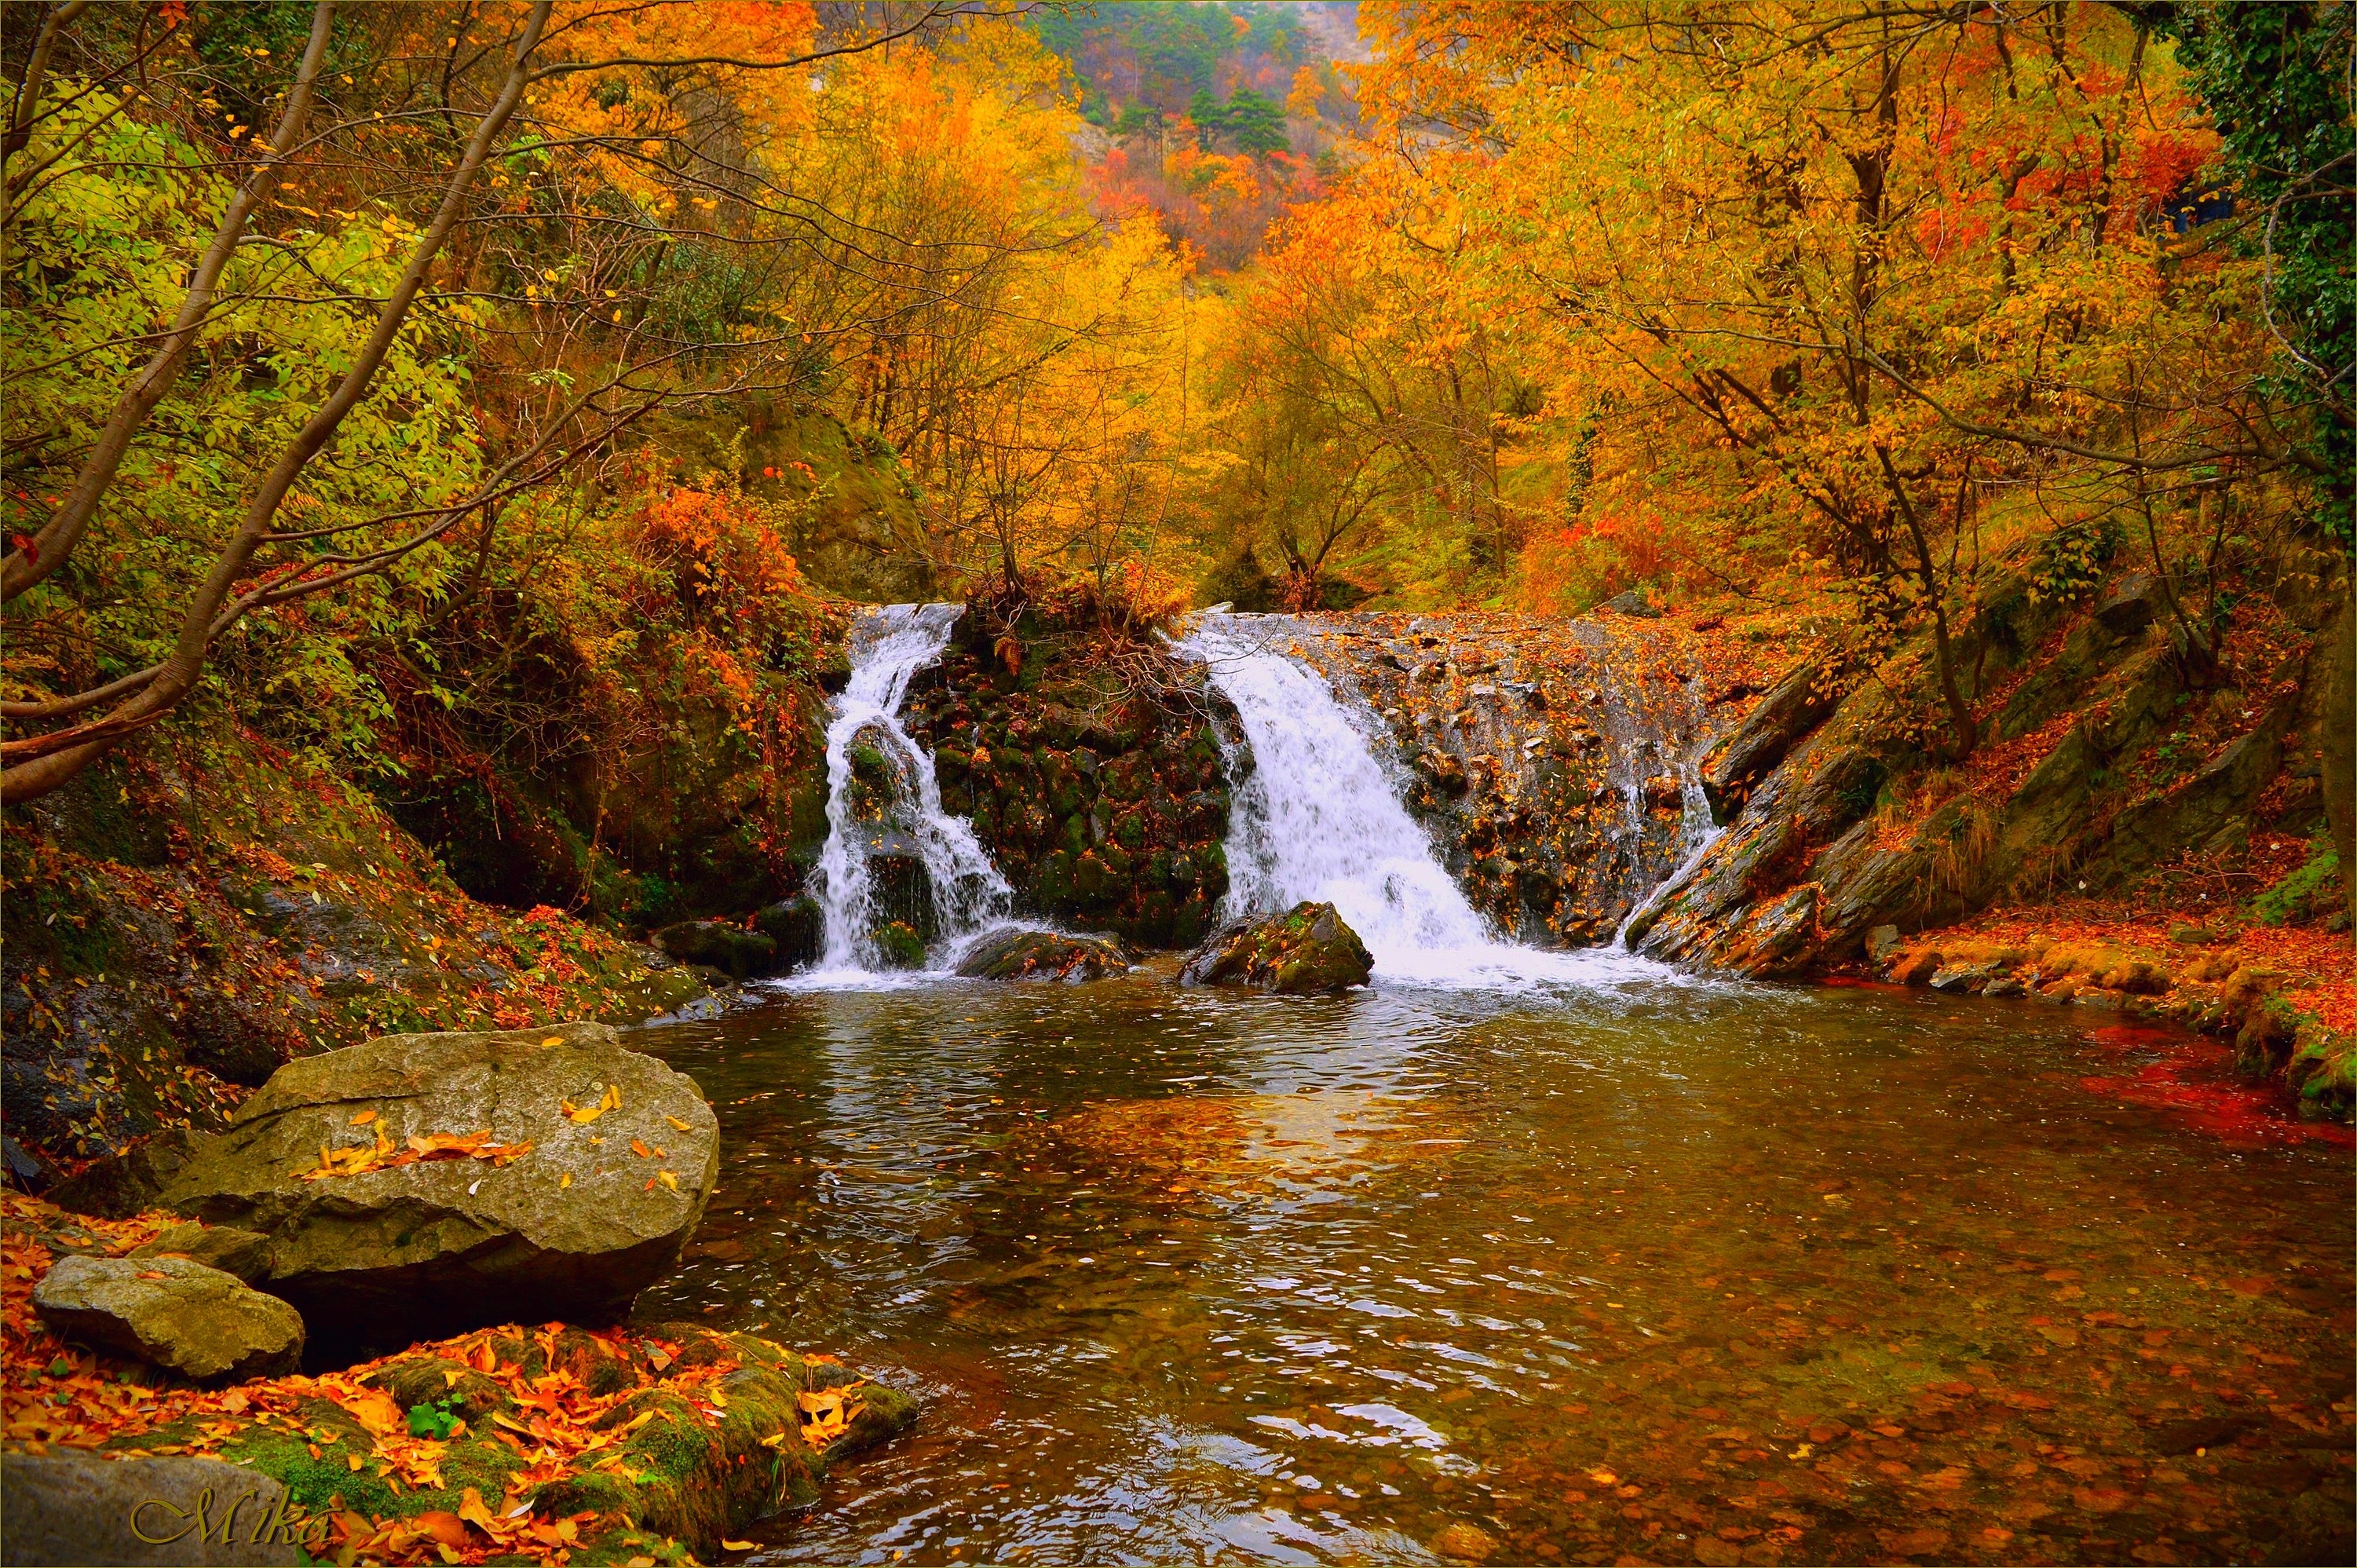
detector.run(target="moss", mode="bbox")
[874,920,926,967]
[2247,835,2341,927]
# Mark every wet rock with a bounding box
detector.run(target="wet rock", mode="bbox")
[1,1449,305,1565]
[954,928,1133,982]
[1890,948,1943,986]
[653,919,778,981]
[129,1222,273,1285]
[47,1128,206,1221]
[33,1255,303,1383]
[752,895,823,968]
[1867,924,1904,963]
[157,1022,718,1352]
[1929,961,2001,993]
[1430,1521,1500,1562]
[1179,901,1373,994]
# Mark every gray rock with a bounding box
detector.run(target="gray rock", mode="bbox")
[1,1450,306,1565]
[954,927,1132,982]
[1701,659,1840,821]
[2094,572,2160,634]
[1866,924,1904,963]
[48,1129,206,1221]
[129,1223,272,1285]
[157,1022,718,1353]
[1929,961,2001,993]
[32,1255,302,1383]
[1596,588,1662,619]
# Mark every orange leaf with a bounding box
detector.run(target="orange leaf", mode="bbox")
[349,1109,378,1126]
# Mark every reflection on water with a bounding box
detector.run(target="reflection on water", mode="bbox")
[630,969,2353,1567]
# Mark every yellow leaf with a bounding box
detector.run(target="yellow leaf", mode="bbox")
[559,1172,573,1189]
[349,1109,378,1126]
[602,1084,622,1111]
[346,1452,365,1471]
[345,1388,404,1438]
[541,1036,565,1048]
[666,1115,692,1132]
[722,1542,756,1552]
[657,1171,678,1191]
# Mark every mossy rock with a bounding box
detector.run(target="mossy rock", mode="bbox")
[955,928,1133,982]
[874,921,926,968]
[1178,901,1374,994]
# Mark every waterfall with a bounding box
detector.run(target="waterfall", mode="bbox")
[1178,616,1661,988]
[803,604,1014,981]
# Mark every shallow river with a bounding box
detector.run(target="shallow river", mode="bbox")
[630,963,2352,1568]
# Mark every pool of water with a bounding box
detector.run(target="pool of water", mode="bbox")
[628,965,2353,1567]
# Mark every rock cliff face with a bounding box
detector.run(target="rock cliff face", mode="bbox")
[1626,562,2351,981]
[1274,612,1735,944]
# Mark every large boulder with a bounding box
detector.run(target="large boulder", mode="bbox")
[31,1255,302,1383]
[1,1450,305,1565]
[156,1022,718,1354]
[1179,901,1374,994]
[954,927,1132,982]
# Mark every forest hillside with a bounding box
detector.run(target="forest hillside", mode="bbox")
[2,0,2351,1186]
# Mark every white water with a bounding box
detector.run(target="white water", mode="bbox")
[796,604,1018,988]
[1178,616,1679,990]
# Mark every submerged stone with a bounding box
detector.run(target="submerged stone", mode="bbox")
[1179,901,1374,994]
[156,1022,718,1353]
[33,1255,302,1383]
[955,928,1133,982]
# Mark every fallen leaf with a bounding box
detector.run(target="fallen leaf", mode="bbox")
[722,1542,757,1553]
[657,1171,679,1191]
[667,1115,692,1132]
[540,1036,565,1048]
[559,1172,573,1189]
[350,1109,378,1126]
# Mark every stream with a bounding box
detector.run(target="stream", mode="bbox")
[631,978,2351,1566]
[627,609,2352,1566]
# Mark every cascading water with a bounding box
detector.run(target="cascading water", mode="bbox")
[1178,616,1671,988]
[802,604,1014,983]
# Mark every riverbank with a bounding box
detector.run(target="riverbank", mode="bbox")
[2,1193,909,1566]
[1863,901,2353,1119]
